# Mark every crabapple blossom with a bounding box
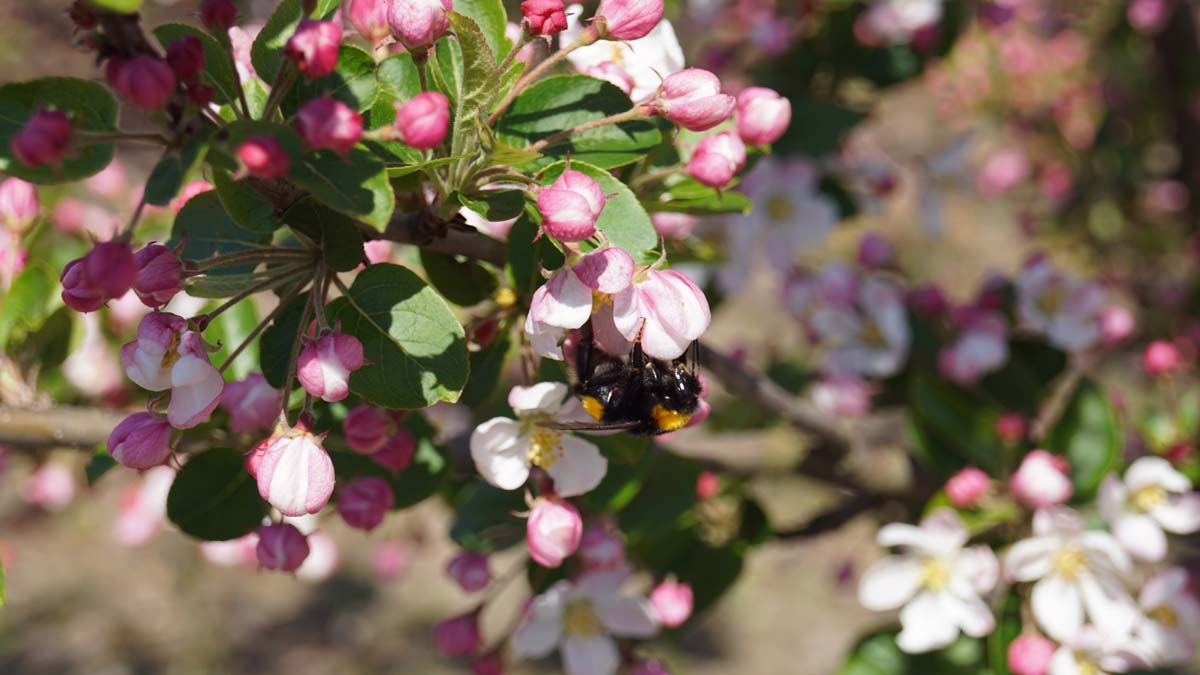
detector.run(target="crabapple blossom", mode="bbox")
[650,212,698,240]
[858,510,998,653]
[1142,340,1180,376]
[513,571,660,675]
[344,0,391,47]
[112,466,174,547]
[337,476,395,531]
[120,313,224,429]
[527,496,584,568]
[286,20,342,79]
[1003,507,1138,642]
[1011,450,1073,509]
[945,467,990,508]
[200,0,237,31]
[0,177,38,232]
[343,404,394,453]
[1007,634,1056,675]
[394,92,450,150]
[1097,456,1200,562]
[166,36,205,82]
[811,375,873,416]
[1047,627,1145,675]
[10,108,71,167]
[649,578,693,628]
[372,427,416,471]
[23,462,76,511]
[856,0,942,46]
[537,170,607,242]
[255,420,336,517]
[654,69,735,132]
[1016,257,1106,352]
[297,331,365,402]
[295,96,363,154]
[735,86,792,146]
[219,374,280,434]
[434,611,482,657]
[797,272,911,378]
[687,131,746,188]
[579,523,626,571]
[109,57,176,109]
[593,0,664,41]
[446,551,491,592]
[296,530,340,582]
[607,268,711,361]
[521,0,568,36]
[132,243,183,308]
[107,412,172,470]
[525,247,635,359]
[938,310,1009,385]
[256,523,310,572]
[388,0,453,52]
[1130,567,1200,666]
[237,136,291,179]
[62,240,137,312]
[562,14,683,101]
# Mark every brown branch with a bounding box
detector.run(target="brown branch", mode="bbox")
[773,494,886,539]
[0,406,125,449]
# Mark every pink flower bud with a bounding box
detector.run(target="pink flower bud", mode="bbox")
[1128,0,1170,34]
[373,428,417,471]
[187,82,215,107]
[1007,634,1055,675]
[286,20,342,79]
[337,476,395,531]
[1143,340,1181,376]
[297,331,365,402]
[471,652,505,675]
[0,178,39,232]
[579,524,625,570]
[735,86,791,146]
[237,136,291,179]
[1099,306,1134,345]
[166,36,206,82]
[111,57,176,109]
[908,284,948,317]
[1010,450,1073,508]
[995,413,1026,444]
[976,148,1030,197]
[595,0,664,40]
[650,212,698,240]
[23,463,76,511]
[656,69,735,132]
[388,0,453,52]
[526,497,582,568]
[295,95,363,154]
[372,541,414,579]
[219,374,280,434]
[446,551,492,591]
[687,131,746,188]
[344,0,392,47]
[256,523,310,572]
[695,471,720,500]
[133,243,183,307]
[433,612,481,657]
[60,258,105,313]
[536,170,606,242]
[631,659,672,675]
[108,412,173,470]
[344,405,394,453]
[945,467,990,508]
[856,232,894,269]
[649,578,693,628]
[87,240,137,300]
[256,423,336,517]
[394,91,450,150]
[11,108,71,168]
[201,0,238,31]
[521,0,568,36]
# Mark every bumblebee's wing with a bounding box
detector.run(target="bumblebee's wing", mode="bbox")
[542,420,641,432]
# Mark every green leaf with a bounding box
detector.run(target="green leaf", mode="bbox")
[167,447,268,541]
[776,96,866,158]
[24,306,73,369]
[1046,379,1120,499]
[457,190,525,221]
[459,329,511,408]
[907,371,1005,476]
[420,249,498,306]
[169,191,273,276]
[369,52,421,129]
[450,481,527,551]
[504,214,563,295]
[284,44,379,115]
[214,170,281,233]
[89,0,141,11]
[186,270,288,299]
[250,0,341,84]
[205,297,262,379]
[0,264,53,349]
[645,178,754,215]
[86,446,118,486]
[282,198,365,272]
[838,632,986,675]
[154,23,240,105]
[260,292,310,388]
[325,263,469,408]
[289,147,395,230]
[441,12,499,160]
[0,78,117,184]
[452,0,509,59]
[497,76,661,170]
[541,160,658,262]
[143,134,210,207]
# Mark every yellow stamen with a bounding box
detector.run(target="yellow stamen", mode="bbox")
[1036,285,1065,316]
[859,320,887,348]
[563,599,603,637]
[1075,655,1100,675]
[1148,604,1180,628]
[159,330,182,369]
[1131,485,1168,513]
[494,287,517,309]
[581,396,605,421]
[591,290,612,313]
[651,404,691,432]
[526,427,563,469]
[1051,546,1086,582]
[920,558,950,592]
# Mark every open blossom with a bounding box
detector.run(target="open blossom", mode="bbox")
[1097,456,1200,562]
[337,476,395,531]
[1004,507,1138,642]
[470,383,607,497]
[525,247,635,359]
[736,87,791,146]
[789,269,910,378]
[107,412,173,470]
[579,523,626,571]
[654,69,735,132]
[606,268,711,361]
[219,373,280,434]
[255,420,336,517]
[446,551,491,592]
[388,0,453,52]
[296,96,363,154]
[858,510,998,653]
[344,0,391,46]
[120,313,224,429]
[1130,567,1200,666]
[527,496,584,568]
[297,331,365,403]
[537,170,607,242]
[394,92,450,150]
[594,0,664,41]
[563,14,683,101]
[286,19,342,79]
[1047,627,1146,675]
[513,571,659,675]
[1011,450,1073,509]
[0,177,38,232]
[938,310,1009,385]
[11,108,71,167]
[856,0,942,46]
[1016,257,1106,352]
[687,131,746,188]
[257,523,310,572]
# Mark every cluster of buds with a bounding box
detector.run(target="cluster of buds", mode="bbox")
[61,240,182,313]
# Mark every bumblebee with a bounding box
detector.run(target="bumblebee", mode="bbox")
[549,323,702,436]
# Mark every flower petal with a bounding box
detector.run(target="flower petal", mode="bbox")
[1032,575,1083,642]
[594,596,659,638]
[1112,513,1167,562]
[513,584,566,659]
[531,268,592,330]
[1152,492,1200,534]
[1004,536,1056,582]
[941,591,994,638]
[857,555,921,611]
[1125,456,1191,493]
[1078,570,1138,639]
[896,591,959,653]
[509,382,572,415]
[573,248,634,294]
[561,635,620,675]
[469,417,530,491]
[545,434,607,498]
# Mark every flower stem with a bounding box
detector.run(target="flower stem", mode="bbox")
[309,261,332,333]
[526,106,648,153]
[495,29,532,76]
[486,27,598,127]
[192,247,313,272]
[196,264,310,328]
[630,164,684,191]
[261,64,298,122]
[280,296,315,416]
[75,131,170,146]
[218,279,305,374]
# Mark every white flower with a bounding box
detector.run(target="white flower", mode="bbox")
[562,13,684,102]
[817,275,911,378]
[1004,507,1138,643]
[1048,626,1146,675]
[1130,567,1200,667]
[1098,457,1200,562]
[858,510,998,653]
[1016,257,1106,352]
[513,571,659,675]
[470,383,608,498]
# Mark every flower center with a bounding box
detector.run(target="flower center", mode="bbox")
[859,319,888,348]
[1131,485,1167,513]
[1148,603,1180,628]
[609,43,626,65]
[919,557,951,592]
[591,290,612,313]
[1036,284,1065,316]
[526,427,564,469]
[766,195,794,223]
[159,330,182,369]
[563,599,603,638]
[1074,654,1100,675]
[1051,546,1086,582]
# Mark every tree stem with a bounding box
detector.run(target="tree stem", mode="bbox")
[526,106,647,153]
[486,27,598,127]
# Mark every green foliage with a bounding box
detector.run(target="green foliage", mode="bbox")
[213,170,281,234]
[143,133,210,207]
[0,78,118,184]
[86,446,118,486]
[419,249,498,306]
[169,191,273,276]
[906,371,1006,476]
[89,0,142,11]
[284,44,379,115]
[1046,379,1120,499]
[167,448,269,541]
[838,631,985,675]
[541,159,659,263]
[0,264,53,349]
[450,481,527,551]
[370,52,422,129]
[452,0,510,59]
[289,147,395,231]
[458,329,511,408]
[205,297,262,379]
[497,76,661,169]
[643,177,753,216]
[282,198,365,272]
[505,214,563,295]
[325,263,469,408]
[153,24,240,105]
[438,12,499,161]
[259,292,310,388]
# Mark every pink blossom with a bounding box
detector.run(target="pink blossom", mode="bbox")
[976,148,1030,197]
[811,375,873,416]
[133,243,183,307]
[344,405,394,454]
[107,412,173,469]
[1128,0,1171,33]
[372,541,414,580]
[446,551,491,592]
[695,471,720,500]
[394,92,450,150]
[255,422,336,517]
[584,61,635,95]
[1007,634,1056,675]
[1099,306,1134,345]
[168,332,225,428]
[579,524,626,570]
[373,428,417,471]
[286,20,342,79]
[112,466,175,547]
[856,232,895,269]
[201,533,260,567]
[237,136,291,179]
[595,0,664,40]
[388,0,453,52]
[688,131,746,188]
[11,108,71,167]
[525,247,635,358]
[256,523,310,572]
[607,268,710,361]
[0,177,39,232]
[200,0,237,31]
[527,497,583,568]
[1015,256,1106,352]
[521,0,568,36]
[908,284,948,317]
[337,476,395,531]
[735,87,791,146]
[1011,450,1073,508]
[22,463,76,511]
[109,56,176,109]
[537,169,606,242]
[219,374,280,434]
[1143,340,1181,376]
[938,311,1009,385]
[649,578,693,628]
[655,69,735,132]
[344,0,392,47]
[297,331,365,402]
[296,96,363,154]
[166,36,205,82]
[650,211,697,240]
[296,530,341,582]
[434,612,481,657]
[945,467,990,508]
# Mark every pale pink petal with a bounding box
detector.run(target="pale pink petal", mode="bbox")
[562,635,620,675]
[1112,513,1167,562]
[594,596,659,638]
[1125,456,1191,493]
[1152,492,1200,534]
[469,417,530,491]
[508,382,572,415]
[531,268,593,329]
[896,591,959,653]
[544,434,607,498]
[1004,536,1056,581]
[1032,575,1083,641]
[858,556,922,611]
[573,248,634,294]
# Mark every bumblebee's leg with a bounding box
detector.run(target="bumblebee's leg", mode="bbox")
[575,321,596,385]
[631,320,646,371]
[689,340,700,374]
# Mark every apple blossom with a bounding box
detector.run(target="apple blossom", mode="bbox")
[446,551,491,592]
[858,510,998,653]
[1098,306,1134,345]
[296,530,340,582]
[110,57,176,109]
[996,413,1028,444]
[1016,257,1106,352]
[434,611,481,657]
[132,243,183,308]
[527,496,584,568]
[200,0,237,31]
[107,412,173,470]
[791,271,911,379]
[1008,634,1056,675]
[1003,507,1138,642]
[606,268,711,361]
[373,427,417,471]
[938,311,1009,385]
[23,462,77,511]
[0,177,38,232]
[296,96,363,154]
[654,69,735,132]
[219,373,280,434]
[337,476,395,531]
[1011,450,1074,509]
[579,523,626,571]
[537,170,607,242]
[945,467,990,508]
[687,131,746,188]
[297,331,365,402]
[1142,340,1180,376]
[62,240,137,311]
[343,404,395,454]
[649,578,693,628]
[388,0,453,52]
[735,86,791,146]
[394,92,450,150]
[10,108,71,168]
[286,20,342,79]
[976,147,1031,196]
[120,313,223,429]
[1046,627,1146,675]
[256,523,310,572]
[166,36,205,82]
[344,0,391,47]
[525,247,635,359]
[593,0,664,41]
[237,136,291,179]
[562,14,683,101]
[512,571,660,675]
[521,0,568,36]
[1097,456,1200,562]
[255,420,336,517]
[1130,567,1200,666]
